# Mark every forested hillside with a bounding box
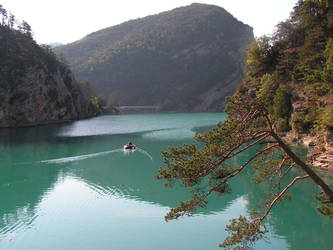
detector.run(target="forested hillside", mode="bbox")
[231,0,333,167]
[0,5,102,127]
[55,3,253,111]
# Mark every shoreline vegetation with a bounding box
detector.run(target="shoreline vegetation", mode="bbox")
[156,1,333,248]
[232,0,333,170]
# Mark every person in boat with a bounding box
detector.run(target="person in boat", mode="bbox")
[125,141,136,149]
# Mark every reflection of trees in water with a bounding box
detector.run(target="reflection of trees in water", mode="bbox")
[212,142,333,249]
[0,124,63,145]
[0,124,99,232]
[242,161,333,250]
[1,124,331,249]
[0,163,60,231]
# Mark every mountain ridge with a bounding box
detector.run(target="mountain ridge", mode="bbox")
[55,3,254,111]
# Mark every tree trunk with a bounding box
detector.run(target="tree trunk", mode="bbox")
[271,132,333,202]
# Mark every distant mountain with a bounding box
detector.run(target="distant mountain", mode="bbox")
[49,42,63,48]
[55,3,254,111]
[0,8,101,127]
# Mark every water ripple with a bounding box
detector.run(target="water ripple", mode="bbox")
[0,206,38,244]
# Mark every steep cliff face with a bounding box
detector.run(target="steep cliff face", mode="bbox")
[0,64,92,127]
[0,23,95,127]
[55,3,254,111]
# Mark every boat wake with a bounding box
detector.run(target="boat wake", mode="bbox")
[40,149,124,164]
[38,147,153,165]
[136,147,153,161]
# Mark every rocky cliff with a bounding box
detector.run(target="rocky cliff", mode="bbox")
[55,3,254,112]
[0,18,97,127]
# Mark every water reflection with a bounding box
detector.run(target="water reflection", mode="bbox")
[0,114,333,250]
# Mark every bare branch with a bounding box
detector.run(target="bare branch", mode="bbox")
[270,156,289,183]
[261,175,310,222]
[273,163,296,191]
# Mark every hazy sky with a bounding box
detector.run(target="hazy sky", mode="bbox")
[1,0,298,45]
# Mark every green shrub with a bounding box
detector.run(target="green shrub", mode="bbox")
[306,82,330,97]
[273,87,291,119]
[276,117,290,132]
[315,105,333,130]
[293,114,311,133]
[256,73,277,111]
[90,96,103,116]
[322,38,333,84]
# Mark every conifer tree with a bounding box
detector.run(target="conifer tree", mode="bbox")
[156,97,333,249]
[156,1,333,248]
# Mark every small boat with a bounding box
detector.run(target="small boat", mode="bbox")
[124,145,136,150]
[124,142,136,150]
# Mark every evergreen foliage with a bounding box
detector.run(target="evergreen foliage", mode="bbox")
[322,38,333,84]
[245,0,333,134]
[272,87,291,119]
[156,1,333,248]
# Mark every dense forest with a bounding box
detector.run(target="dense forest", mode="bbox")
[55,3,254,111]
[0,5,103,127]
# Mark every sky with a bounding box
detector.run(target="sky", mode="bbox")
[1,0,299,45]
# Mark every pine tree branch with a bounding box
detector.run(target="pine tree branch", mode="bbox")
[270,156,289,185]
[228,133,270,159]
[260,175,310,222]
[273,163,296,191]
[196,144,280,205]
[199,133,272,178]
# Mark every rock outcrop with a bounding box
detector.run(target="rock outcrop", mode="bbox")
[0,23,96,127]
[0,65,93,127]
[306,130,333,169]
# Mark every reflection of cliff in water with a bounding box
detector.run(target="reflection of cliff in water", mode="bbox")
[0,165,59,231]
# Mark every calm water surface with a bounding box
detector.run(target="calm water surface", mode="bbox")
[0,113,332,250]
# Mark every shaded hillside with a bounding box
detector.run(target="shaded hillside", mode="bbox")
[0,6,101,127]
[55,3,254,111]
[229,0,333,167]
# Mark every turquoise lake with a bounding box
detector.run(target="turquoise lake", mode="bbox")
[0,113,333,250]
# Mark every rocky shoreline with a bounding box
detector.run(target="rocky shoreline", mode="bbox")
[283,129,333,170]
